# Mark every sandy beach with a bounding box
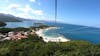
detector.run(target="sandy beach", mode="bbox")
[35,27,70,42]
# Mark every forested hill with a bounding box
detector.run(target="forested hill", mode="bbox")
[0,13,22,22]
[0,34,100,56]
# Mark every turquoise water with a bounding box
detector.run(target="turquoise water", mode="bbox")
[44,22,100,44]
[5,21,100,44]
[43,30,61,38]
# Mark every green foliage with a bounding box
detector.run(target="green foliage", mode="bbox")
[0,28,13,33]
[0,28,29,33]
[0,22,6,27]
[0,35,100,56]
[13,27,29,32]
[0,13,21,22]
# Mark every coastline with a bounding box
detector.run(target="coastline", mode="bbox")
[35,27,70,42]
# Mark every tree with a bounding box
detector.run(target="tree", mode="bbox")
[0,21,6,27]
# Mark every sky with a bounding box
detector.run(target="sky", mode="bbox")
[0,0,100,27]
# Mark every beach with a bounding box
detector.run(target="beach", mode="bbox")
[35,27,70,42]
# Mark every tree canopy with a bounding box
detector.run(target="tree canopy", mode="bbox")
[0,34,100,56]
[0,22,6,27]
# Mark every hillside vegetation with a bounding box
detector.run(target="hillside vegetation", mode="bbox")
[0,34,100,56]
[0,13,22,22]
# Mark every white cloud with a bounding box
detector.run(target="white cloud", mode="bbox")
[17,4,44,16]
[0,10,11,14]
[15,13,33,19]
[0,3,45,20]
[18,5,32,13]
[8,4,20,10]
[29,0,36,2]
[32,10,43,15]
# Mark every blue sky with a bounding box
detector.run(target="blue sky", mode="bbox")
[0,0,100,27]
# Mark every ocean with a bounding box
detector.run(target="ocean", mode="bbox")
[5,21,100,44]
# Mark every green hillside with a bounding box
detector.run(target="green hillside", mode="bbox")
[0,34,100,56]
[0,13,22,22]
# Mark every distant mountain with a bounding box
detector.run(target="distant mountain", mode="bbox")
[0,13,22,22]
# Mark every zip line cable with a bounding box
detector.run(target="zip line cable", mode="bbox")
[55,0,57,24]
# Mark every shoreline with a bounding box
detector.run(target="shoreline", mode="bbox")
[35,27,70,42]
